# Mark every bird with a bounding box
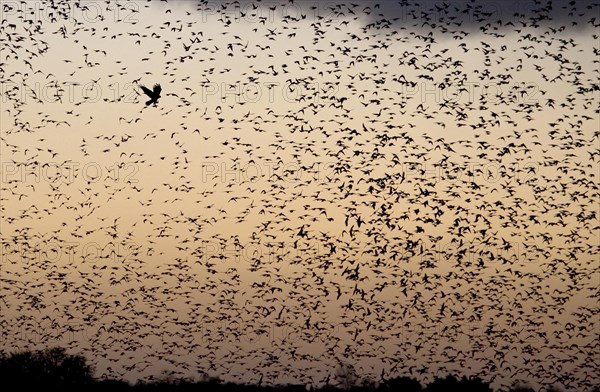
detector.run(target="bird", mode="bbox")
[139,83,161,106]
[1,0,598,390]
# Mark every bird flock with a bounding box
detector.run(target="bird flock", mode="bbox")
[0,0,599,391]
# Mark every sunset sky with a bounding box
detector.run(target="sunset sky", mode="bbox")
[1,1,599,391]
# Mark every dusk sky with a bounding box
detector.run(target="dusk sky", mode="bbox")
[1,1,599,391]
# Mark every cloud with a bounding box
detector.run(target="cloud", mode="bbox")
[298,0,600,31]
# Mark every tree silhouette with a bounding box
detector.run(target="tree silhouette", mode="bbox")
[424,375,493,392]
[0,347,93,388]
[509,384,535,392]
[380,376,422,391]
[0,348,598,392]
[335,362,358,390]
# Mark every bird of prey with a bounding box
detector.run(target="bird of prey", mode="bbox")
[139,83,161,106]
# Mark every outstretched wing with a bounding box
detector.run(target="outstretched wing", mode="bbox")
[153,84,161,96]
[140,85,154,98]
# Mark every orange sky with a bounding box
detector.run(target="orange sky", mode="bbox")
[1,1,599,390]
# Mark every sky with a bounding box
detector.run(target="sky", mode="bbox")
[0,0,599,391]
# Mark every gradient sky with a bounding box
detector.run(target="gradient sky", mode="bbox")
[1,1,599,391]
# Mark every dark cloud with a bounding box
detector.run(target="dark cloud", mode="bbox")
[359,0,600,31]
[191,0,599,31]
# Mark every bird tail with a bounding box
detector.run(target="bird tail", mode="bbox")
[146,99,153,106]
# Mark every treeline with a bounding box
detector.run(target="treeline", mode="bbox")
[0,348,591,392]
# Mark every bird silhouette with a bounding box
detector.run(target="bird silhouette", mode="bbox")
[1,0,598,390]
[139,83,161,106]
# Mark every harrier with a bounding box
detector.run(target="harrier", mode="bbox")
[139,83,161,106]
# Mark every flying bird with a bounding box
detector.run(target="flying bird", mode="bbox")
[1,1,598,390]
[139,83,161,106]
